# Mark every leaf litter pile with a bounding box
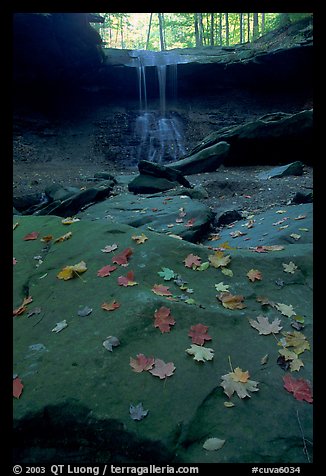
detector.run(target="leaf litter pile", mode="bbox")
[13,213,313,459]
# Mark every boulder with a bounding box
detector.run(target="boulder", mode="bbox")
[13,193,46,212]
[44,184,81,202]
[13,215,313,463]
[185,110,313,166]
[257,161,304,180]
[77,192,214,243]
[168,141,230,174]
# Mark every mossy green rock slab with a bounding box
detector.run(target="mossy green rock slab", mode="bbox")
[13,216,313,463]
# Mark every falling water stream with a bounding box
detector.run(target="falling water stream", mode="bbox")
[129,50,187,163]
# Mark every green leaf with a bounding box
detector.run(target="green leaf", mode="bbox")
[197,262,210,271]
[158,267,175,281]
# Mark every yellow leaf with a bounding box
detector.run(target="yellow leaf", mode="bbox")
[61,217,80,225]
[131,233,148,244]
[54,232,72,243]
[208,251,231,268]
[13,222,19,230]
[224,401,235,408]
[57,261,87,280]
[231,367,250,383]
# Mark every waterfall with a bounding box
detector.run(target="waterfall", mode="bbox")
[131,50,186,164]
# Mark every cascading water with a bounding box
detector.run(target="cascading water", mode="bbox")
[130,50,186,164]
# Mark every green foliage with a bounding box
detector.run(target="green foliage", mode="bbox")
[94,13,312,51]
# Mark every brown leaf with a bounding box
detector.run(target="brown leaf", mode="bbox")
[217,292,246,309]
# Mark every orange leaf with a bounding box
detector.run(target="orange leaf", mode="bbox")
[130,354,155,372]
[151,284,172,296]
[217,292,246,309]
[101,300,120,311]
[247,269,263,282]
[23,231,39,241]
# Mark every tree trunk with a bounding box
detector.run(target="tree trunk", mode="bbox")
[239,13,243,43]
[225,13,229,46]
[253,13,259,39]
[218,13,223,46]
[261,13,265,34]
[247,13,250,42]
[210,13,214,46]
[158,13,165,51]
[198,13,204,46]
[146,13,153,50]
[194,13,200,47]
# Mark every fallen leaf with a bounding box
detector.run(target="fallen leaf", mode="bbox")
[280,330,310,355]
[203,438,226,451]
[103,336,120,351]
[13,257,17,265]
[154,306,175,333]
[149,359,176,379]
[152,284,172,297]
[129,403,148,421]
[188,324,212,345]
[40,235,53,243]
[118,270,138,287]
[221,268,233,277]
[217,292,246,309]
[215,282,230,292]
[51,320,68,333]
[77,306,93,317]
[282,261,298,274]
[130,354,155,372]
[54,232,72,243]
[57,261,87,280]
[247,269,263,282]
[256,295,276,307]
[275,302,296,318]
[101,300,120,311]
[185,344,214,362]
[283,374,313,403]
[158,267,175,281]
[61,217,80,225]
[220,369,259,399]
[208,233,220,241]
[23,231,39,241]
[184,218,196,227]
[13,222,19,230]
[230,230,247,238]
[184,253,202,269]
[97,264,117,277]
[249,315,282,335]
[260,354,269,365]
[132,233,148,244]
[112,248,133,265]
[196,261,210,271]
[276,209,287,214]
[290,233,301,240]
[294,215,306,220]
[224,401,235,408]
[208,251,231,268]
[101,243,118,253]
[13,296,33,316]
[13,377,24,399]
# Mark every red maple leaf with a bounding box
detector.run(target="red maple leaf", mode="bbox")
[130,353,155,372]
[154,306,175,333]
[13,377,24,399]
[97,264,117,277]
[152,284,172,296]
[184,253,202,269]
[112,248,133,265]
[184,218,196,228]
[117,270,137,286]
[188,323,212,345]
[283,374,313,403]
[23,231,39,241]
[149,359,176,379]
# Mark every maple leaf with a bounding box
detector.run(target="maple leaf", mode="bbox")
[13,295,33,316]
[57,261,87,280]
[184,254,202,269]
[112,248,133,265]
[290,233,301,240]
[51,320,68,333]
[103,336,120,351]
[283,374,313,403]
[129,402,148,421]
[149,359,176,379]
[282,261,298,274]
[77,306,93,317]
[23,231,39,241]
[185,344,214,362]
[256,296,276,307]
[249,315,282,335]
[280,331,310,355]
[13,257,17,265]
[217,292,246,309]
[152,284,172,297]
[130,353,155,372]
[97,264,117,277]
[54,232,72,243]
[184,218,196,227]
[101,243,118,253]
[154,306,175,333]
[158,267,175,281]
[220,369,259,399]
[101,300,120,311]
[40,235,53,243]
[132,233,148,244]
[208,251,231,268]
[275,302,296,318]
[278,349,304,372]
[118,270,138,287]
[246,269,263,282]
[215,282,230,292]
[249,246,268,253]
[13,377,24,399]
[188,323,212,345]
